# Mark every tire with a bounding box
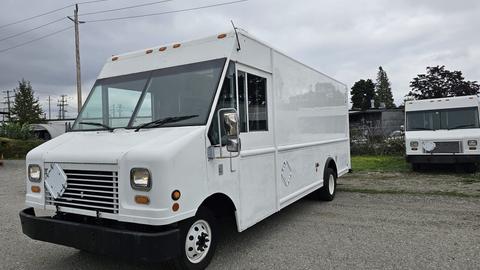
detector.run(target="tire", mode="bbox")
[318,168,336,201]
[174,207,218,270]
[464,163,477,174]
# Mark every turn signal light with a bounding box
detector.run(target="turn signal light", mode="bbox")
[172,203,180,212]
[31,186,41,193]
[135,195,150,205]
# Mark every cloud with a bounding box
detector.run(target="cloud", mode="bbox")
[0,0,479,117]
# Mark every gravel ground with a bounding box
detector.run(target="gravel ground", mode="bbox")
[1,160,479,270]
[340,170,480,197]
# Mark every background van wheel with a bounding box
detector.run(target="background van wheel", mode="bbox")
[411,163,421,172]
[174,207,217,270]
[318,168,336,201]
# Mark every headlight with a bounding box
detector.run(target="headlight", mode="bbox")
[468,140,478,147]
[130,168,151,191]
[28,164,42,182]
[410,141,419,148]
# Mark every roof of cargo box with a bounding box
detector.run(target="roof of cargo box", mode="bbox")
[405,95,480,111]
[98,32,237,79]
[98,29,346,87]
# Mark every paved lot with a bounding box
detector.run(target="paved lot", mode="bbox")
[1,160,479,270]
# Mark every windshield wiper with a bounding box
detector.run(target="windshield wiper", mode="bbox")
[448,124,476,130]
[134,115,199,132]
[79,122,114,132]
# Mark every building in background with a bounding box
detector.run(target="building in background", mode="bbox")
[349,108,405,138]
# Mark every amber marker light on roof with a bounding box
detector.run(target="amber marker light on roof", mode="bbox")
[31,186,41,193]
[173,44,181,48]
[111,56,119,61]
[146,49,153,54]
[159,46,167,51]
[217,33,227,39]
[135,195,150,205]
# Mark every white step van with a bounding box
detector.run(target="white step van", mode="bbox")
[20,30,350,269]
[405,95,480,170]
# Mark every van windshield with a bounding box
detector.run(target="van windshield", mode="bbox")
[406,107,480,131]
[72,58,226,131]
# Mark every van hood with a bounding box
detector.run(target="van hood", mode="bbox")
[27,126,206,164]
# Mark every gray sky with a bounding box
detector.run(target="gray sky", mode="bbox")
[0,0,479,118]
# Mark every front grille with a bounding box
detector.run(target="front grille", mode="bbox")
[427,141,462,154]
[46,169,119,214]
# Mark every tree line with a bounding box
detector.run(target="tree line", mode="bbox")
[351,65,480,110]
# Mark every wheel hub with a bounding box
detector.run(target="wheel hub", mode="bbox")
[185,219,211,263]
[328,174,335,195]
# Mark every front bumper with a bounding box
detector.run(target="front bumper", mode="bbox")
[19,208,180,262]
[406,155,480,164]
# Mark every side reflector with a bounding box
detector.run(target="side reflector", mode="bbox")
[146,49,153,54]
[171,190,181,201]
[159,46,167,51]
[135,195,150,205]
[173,43,181,48]
[217,33,227,39]
[172,203,180,212]
[31,186,41,193]
[111,56,119,61]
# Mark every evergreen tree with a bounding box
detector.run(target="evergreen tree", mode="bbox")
[375,66,395,108]
[407,65,479,100]
[10,79,44,124]
[351,79,376,110]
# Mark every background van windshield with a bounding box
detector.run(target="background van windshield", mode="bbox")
[73,58,225,131]
[406,107,480,131]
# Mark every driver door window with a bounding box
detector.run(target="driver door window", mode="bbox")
[237,71,268,132]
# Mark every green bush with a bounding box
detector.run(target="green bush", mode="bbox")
[0,137,43,159]
[350,137,405,156]
[0,122,34,140]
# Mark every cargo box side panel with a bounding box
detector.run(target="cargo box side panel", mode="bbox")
[272,51,350,207]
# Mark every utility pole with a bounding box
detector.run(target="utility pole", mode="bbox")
[68,4,84,114]
[47,96,51,120]
[57,95,68,120]
[2,90,15,122]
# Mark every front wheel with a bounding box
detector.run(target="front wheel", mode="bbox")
[174,207,218,270]
[318,168,336,201]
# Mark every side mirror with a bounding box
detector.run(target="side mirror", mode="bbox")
[400,125,405,132]
[223,112,241,153]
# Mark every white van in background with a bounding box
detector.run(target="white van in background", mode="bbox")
[405,95,480,171]
[20,30,350,269]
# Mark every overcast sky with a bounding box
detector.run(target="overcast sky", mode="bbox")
[0,0,479,118]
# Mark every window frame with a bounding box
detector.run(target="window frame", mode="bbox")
[236,66,269,133]
[72,58,227,132]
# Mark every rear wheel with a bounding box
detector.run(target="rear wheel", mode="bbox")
[174,207,217,270]
[318,168,336,201]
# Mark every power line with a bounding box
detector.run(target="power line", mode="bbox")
[0,17,66,42]
[0,26,73,54]
[84,0,248,23]
[80,0,175,16]
[0,0,109,30]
